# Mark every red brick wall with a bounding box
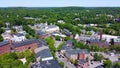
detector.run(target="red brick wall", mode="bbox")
[14,43,38,52]
[38,34,48,39]
[0,44,11,55]
[78,53,85,59]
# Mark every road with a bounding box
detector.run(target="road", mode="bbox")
[56,52,76,68]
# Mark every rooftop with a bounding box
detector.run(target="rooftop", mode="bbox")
[0,40,9,47]
[78,59,87,64]
[66,40,73,44]
[47,25,58,29]
[38,39,47,47]
[12,39,38,48]
[61,45,73,50]
[36,49,52,59]
[36,31,46,35]
[66,49,78,55]
[14,33,24,37]
[31,59,62,68]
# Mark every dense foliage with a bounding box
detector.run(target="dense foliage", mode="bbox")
[0,7,119,35]
[0,50,35,68]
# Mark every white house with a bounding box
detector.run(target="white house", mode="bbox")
[114,38,120,42]
[5,28,11,33]
[57,20,65,24]
[43,25,59,33]
[102,34,118,42]
[12,33,26,42]
[1,33,12,40]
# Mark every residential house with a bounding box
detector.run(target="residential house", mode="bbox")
[75,18,80,21]
[114,38,120,42]
[65,49,89,61]
[65,40,73,46]
[80,32,102,42]
[51,32,66,38]
[5,28,11,33]
[1,33,12,40]
[13,25,26,34]
[75,34,80,40]
[57,20,65,24]
[102,34,118,42]
[12,39,38,52]
[12,33,26,42]
[77,59,89,68]
[61,45,73,54]
[63,29,72,37]
[43,25,59,33]
[76,48,89,59]
[65,49,78,60]
[36,31,48,39]
[0,40,11,55]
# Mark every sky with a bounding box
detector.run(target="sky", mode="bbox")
[0,0,120,7]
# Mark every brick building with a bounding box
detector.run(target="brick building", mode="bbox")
[0,40,11,55]
[12,39,38,52]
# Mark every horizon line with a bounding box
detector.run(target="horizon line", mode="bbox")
[0,6,120,8]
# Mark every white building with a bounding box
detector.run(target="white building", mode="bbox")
[102,34,119,42]
[5,28,11,33]
[57,20,65,24]
[43,25,59,33]
[1,33,12,40]
[12,33,26,42]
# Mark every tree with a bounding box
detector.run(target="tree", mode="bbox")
[11,60,23,67]
[113,62,120,68]
[74,60,78,65]
[26,53,35,62]
[55,36,61,41]
[59,61,64,67]
[0,35,4,42]
[64,36,70,41]
[11,28,17,34]
[16,52,25,59]
[94,53,103,61]
[0,28,5,34]
[109,38,114,45]
[70,59,76,64]
[25,33,32,39]
[103,60,112,68]
[9,52,18,59]
[57,42,64,51]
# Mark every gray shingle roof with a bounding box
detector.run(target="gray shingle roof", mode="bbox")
[14,33,24,37]
[63,29,72,36]
[61,45,73,50]
[78,59,87,64]
[76,48,89,54]
[31,59,62,68]
[36,49,52,59]
[0,40,9,47]
[66,40,73,44]
[36,31,45,35]
[66,49,78,55]
[65,48,89,56]
[12,39,38,48]
[38,39,47,47]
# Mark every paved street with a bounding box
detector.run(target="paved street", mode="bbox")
[56,52,76,68]
[54,41,63,48]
